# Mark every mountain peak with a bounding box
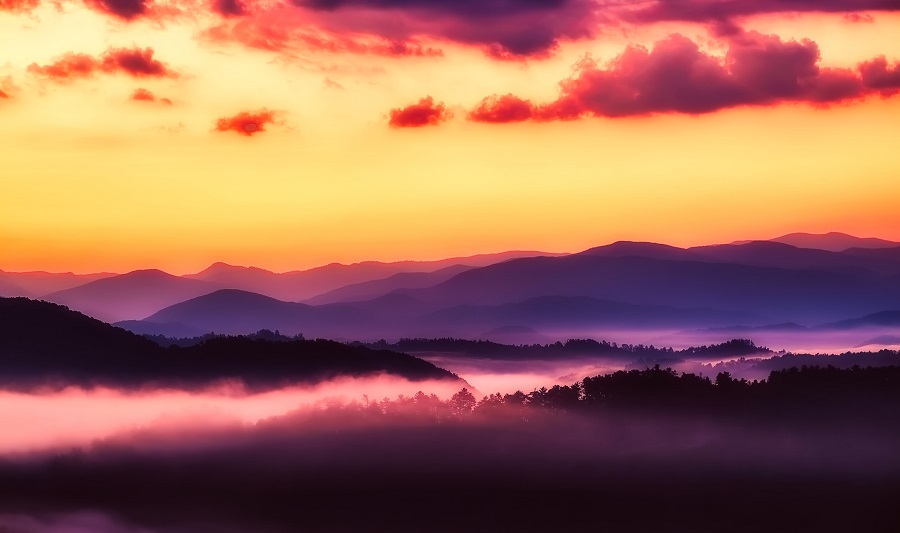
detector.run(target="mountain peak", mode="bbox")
[771,232,898,252]
[578,241,702,261]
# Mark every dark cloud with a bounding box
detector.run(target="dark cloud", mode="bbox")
[213,0,248,17]
[101,47,174,77]
[215,109,277,136]
[469,31,900,122]
[622,0,900,24]
[28,47,176,81]
[249,0,600,59]
[85,0,150,20]
[208,0,900,60]
[296,0,572,17]
[388,96,450,127]
[859,56,900,94]
[131,87,173,104]
[468,93,536,123]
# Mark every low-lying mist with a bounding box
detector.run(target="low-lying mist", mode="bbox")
[0,375,465,454]
[2,388,898,533]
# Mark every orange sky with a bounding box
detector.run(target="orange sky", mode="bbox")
[1,3,899,274]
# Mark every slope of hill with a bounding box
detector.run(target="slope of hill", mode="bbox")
[143,289,374,338]
[690,241,900,277]
[0,297,459,389]
[733,232,898,252]
[44,269,220,322]
[0,275,29,297]
[305,264,473,305]
[579,241,713,261]
[0,270,116,296]
[820,310,900,330]
[395,253,900,324]
[414,295,761,333]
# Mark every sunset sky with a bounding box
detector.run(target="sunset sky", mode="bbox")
[2,0,899,274]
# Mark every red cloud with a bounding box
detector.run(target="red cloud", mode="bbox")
[131,88,173,104]
[0,77,17,99]
[28,47,176,81]
[27,53,98,80]
[468,94,536,123]
[215,109,277,136]
[101,47,174,77]
[388,97,450,128]
[0,0,40,12]
[469,31,900,122]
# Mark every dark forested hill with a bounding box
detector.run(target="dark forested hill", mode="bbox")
[0,297,459,390]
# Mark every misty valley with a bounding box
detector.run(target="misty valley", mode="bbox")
[1,295,900,531]
[2,235,900,531]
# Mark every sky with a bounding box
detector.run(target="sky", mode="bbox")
[1,0,899,274]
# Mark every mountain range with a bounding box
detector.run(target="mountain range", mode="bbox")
[2,233,898,341]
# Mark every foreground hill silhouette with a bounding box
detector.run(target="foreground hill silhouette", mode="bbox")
[0,297,459,389]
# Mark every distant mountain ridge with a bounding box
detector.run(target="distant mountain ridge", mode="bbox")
[6,234,900,341]
[731,232,898,252]
[0,270,115,298]
[44,269,221,322]
[184,250,566,302]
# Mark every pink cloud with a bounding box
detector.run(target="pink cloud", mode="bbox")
[388,96,450,128]
[468,31,900,123]
[204,11,444,58]
[859,56,900,95]
[131,87,173,104]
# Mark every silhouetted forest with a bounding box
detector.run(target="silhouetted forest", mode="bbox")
[0,298,459,390]
[356,336,770,359]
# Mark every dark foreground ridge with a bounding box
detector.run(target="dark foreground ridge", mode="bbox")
[0,297,459,390]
